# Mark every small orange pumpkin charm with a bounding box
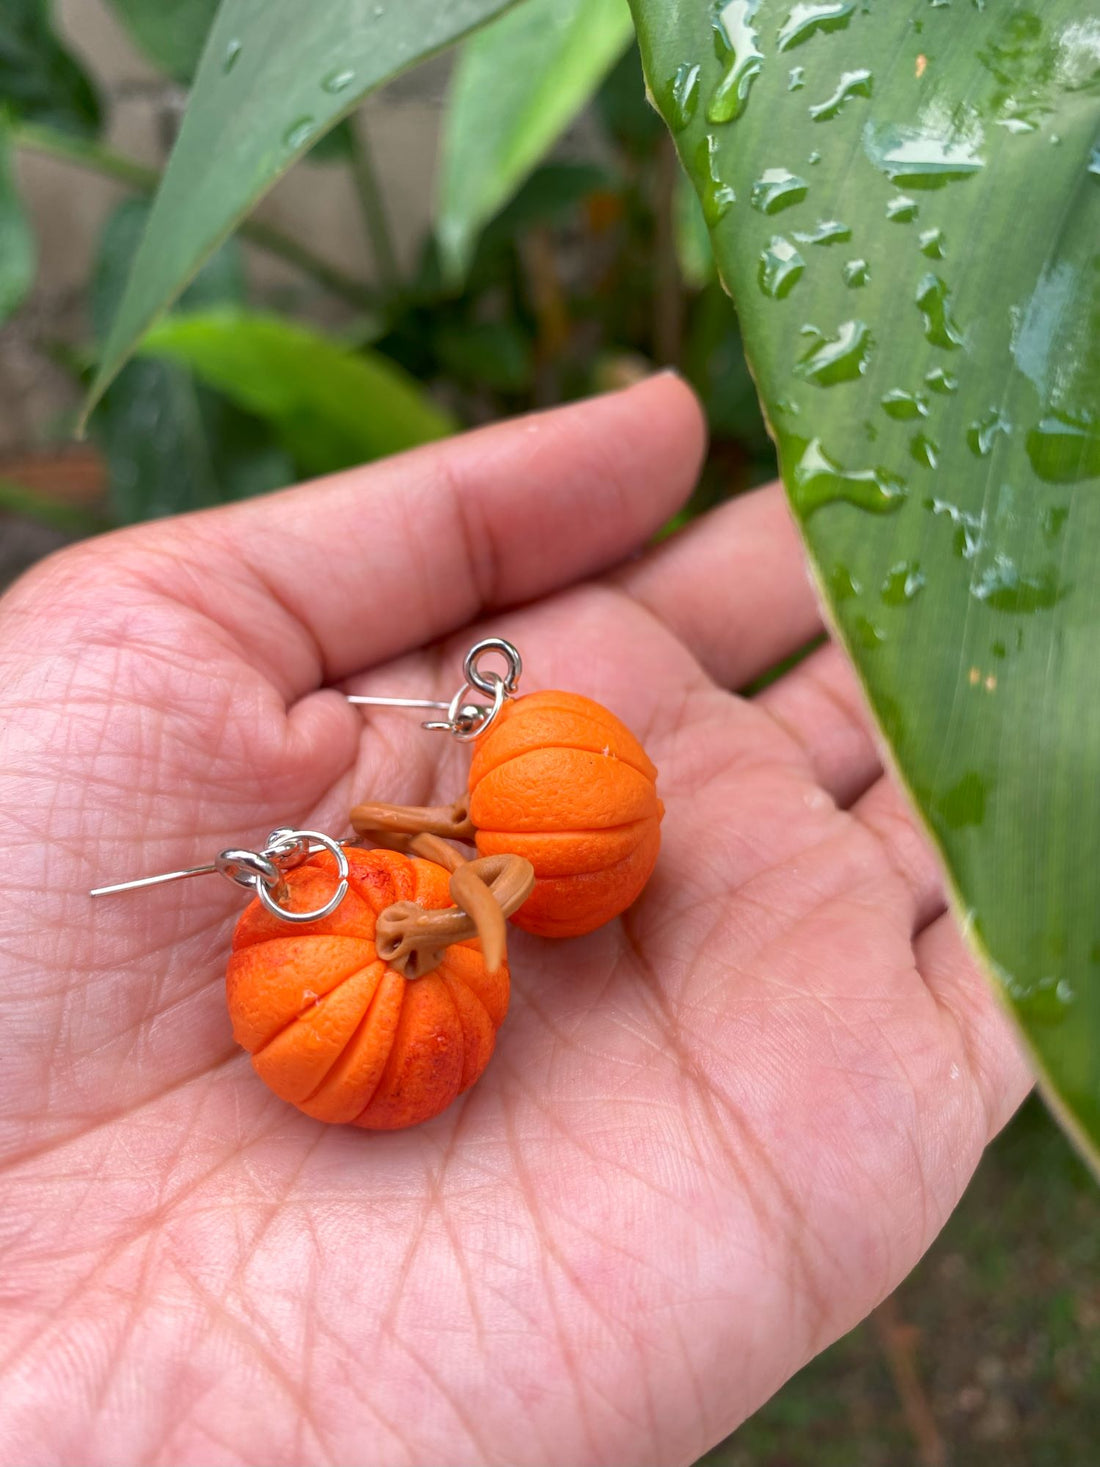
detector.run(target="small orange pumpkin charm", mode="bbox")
[226,847,513,1129]
[350,640,664,940]
[467,690,663,937]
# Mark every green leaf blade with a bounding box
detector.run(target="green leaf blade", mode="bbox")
[631,0,1100,1162]
[436,0,635,280]
[90,200,292,522]
[140,310,456,477]
[83,0,525,420]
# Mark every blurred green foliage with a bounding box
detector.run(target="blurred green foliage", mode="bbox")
[1,0,774,528]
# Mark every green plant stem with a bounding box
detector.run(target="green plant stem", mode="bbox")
[346,118,401,297]
[13,122,375,309]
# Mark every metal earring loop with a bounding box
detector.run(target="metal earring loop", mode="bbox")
[90,827,352,925]
[348,636,523,742]
[427,675,507,743]
[256,829,350,924]
[464,638,523,698]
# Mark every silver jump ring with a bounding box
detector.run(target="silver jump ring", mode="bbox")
[447,675,506,743]
[216,848,282,892]
[464,638,522,698]
[257,829,350,924]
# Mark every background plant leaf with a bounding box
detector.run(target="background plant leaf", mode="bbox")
[436,0,635,280]
[82,0,527,419]
[103,0,220,83]
[140,310,456,478]
[90,200,292,522]
[673,165,713,290]
[0,121,35,323]
[631,0,1100,1164]
[0,0,101,135]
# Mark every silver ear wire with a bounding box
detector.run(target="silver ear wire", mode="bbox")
[348,636,522,740]
[91,828,351,924]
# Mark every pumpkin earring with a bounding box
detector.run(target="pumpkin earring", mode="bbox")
[91,825,534,1129]
[348,637,664,938]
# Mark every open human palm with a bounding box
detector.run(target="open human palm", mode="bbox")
[0,376,1028,1466]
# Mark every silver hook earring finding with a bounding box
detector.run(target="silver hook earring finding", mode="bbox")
[348,636,523,741]
[90,828,350,924]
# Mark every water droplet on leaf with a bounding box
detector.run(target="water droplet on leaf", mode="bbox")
[916,273,965,349]
[854,615,886,648]
[796,320,873,385]
[1026,409,1100,483]
[910,431,939,467]
[665,61,701,130]
[809,68,873,121]
[830,565,862,599]
[928,497,983,557]
[793,218,851,245]
[1043,504,1069,539]
[284,116,317,150]
[886,195,919,221]
[864,119,985,188]
[844,258,869,287]
[322,69,356,94]
[759,236,806,298]
[791,438,907,515]
[881,388,927,420]
[751,168,809,214]
[708,1,765,124]
[971,554,1067,612]
[967,408,1012,457]
[777,1,856,52]
[919,227,946,258]
[881,560,926,604]
[223,38,243,72]
[925,366,958,394]
[695,135,738,223]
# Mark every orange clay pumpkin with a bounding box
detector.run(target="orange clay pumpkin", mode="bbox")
[468,690,663,938]
[226,847,509,1129]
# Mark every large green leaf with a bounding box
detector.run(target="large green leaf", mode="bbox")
[82,0,524,420]
[0,121,35,323]
[436,0,635,279]
[103,0,220,82]
[0,0,101,135]
[631,1,1100,1162]
[91,201,292,522]
[140,310,456,478]
[106,0,354,150]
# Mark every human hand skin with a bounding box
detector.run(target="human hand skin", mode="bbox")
[0,375,1029,1466]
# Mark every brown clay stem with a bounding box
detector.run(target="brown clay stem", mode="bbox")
[354,801,533,978]
[350,798,475,844]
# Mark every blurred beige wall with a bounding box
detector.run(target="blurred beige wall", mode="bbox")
[0,0,447,453]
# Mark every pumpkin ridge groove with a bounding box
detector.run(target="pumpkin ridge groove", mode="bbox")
[473,734,657,783]
[298,960,392,1106]
[351,972,463,1126]
[250,958,386,1061]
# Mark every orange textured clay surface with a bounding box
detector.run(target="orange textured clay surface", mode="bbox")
[226,849,509,1129]
[468,690,663,938]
